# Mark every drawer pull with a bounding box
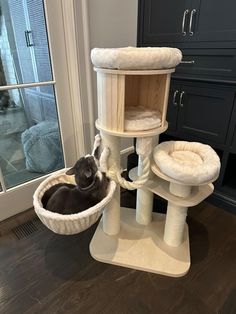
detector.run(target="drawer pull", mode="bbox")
[189,9,197,36]
[173,90,179,106]
[182,10,189,36]
[179,91,185,108]
[181,60,195,64]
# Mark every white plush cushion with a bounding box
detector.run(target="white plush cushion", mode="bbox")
[91,47,182,70]
[153,141,221,185]
[124,106,161,131]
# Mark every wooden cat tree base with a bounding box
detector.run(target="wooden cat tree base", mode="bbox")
[90,207,190,277]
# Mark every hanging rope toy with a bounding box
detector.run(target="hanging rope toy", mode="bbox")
[101,137,153,190]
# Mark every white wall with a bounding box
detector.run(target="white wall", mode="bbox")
[88,0,138,165]
[88,0,138,48]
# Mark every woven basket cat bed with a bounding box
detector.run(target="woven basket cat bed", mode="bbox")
[153,141,221,185]
[33,168,116,235]
[91,46,182,70]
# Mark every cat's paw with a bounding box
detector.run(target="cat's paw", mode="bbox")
[100,147,110,172]
[94,134,101,148]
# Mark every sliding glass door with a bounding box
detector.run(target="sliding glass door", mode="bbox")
[0,0,80,220]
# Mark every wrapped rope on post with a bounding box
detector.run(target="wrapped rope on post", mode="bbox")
[105,137,152,190]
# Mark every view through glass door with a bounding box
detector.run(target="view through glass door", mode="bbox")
[0,0,76,220]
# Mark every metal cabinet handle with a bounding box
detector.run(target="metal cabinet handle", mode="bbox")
[179,91,185,107]
[181,60,195,64]
[182,10,189,36]
[173,90,179,106]
[189,9,196,36]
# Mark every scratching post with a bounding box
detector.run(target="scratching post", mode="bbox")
[164,182,192,247]
[100,131,121,235]
[169,182,192,198]
[136,137,155,225]
[164,203,188,247]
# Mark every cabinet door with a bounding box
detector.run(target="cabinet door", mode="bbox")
[166,83,180,131]
[177,85,235,144]
[190,0,236,44]
[139,0,191,45]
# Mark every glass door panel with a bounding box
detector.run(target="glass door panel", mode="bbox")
[0,0,79,221]
[0,85,64,189]
[0,0,52,86]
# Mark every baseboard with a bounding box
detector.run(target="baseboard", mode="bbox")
[208,191,236,215]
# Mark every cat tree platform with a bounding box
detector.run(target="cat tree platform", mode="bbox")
[90,207,190,277]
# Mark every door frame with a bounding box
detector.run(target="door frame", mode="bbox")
[0,0,93,220]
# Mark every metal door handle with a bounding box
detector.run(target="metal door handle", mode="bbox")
[189,9,196,36]
[182,10,189,36]
[173,90,179,106]
[24,30,34,47]
[179,91,185,107]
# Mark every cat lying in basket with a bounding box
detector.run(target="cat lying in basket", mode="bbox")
[42,135,109,214]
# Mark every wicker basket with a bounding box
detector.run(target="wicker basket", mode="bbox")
[33,168,116,235]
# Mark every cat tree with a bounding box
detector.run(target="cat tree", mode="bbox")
[89,47,220,277]
[33,47,220,277]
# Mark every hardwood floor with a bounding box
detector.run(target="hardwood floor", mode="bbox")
[0,192,236,314]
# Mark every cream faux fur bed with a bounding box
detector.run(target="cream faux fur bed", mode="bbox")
[153,141,221,185]
[91,47,182,70]
[124,106,161,131]
[33,168,116,235]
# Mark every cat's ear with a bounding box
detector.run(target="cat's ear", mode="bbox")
[66,167,75,175]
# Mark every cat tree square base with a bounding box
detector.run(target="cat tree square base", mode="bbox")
[89,207,190,277]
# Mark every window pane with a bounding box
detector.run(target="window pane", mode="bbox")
[0,85,64,189]
[0,0,52,86]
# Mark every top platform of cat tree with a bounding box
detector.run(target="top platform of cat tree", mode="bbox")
[92,47,182,137]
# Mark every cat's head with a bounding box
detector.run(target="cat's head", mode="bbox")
[66,155,100,190]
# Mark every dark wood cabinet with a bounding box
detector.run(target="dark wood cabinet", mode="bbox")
[139,0,236,48]
[166,83,180,131]
[138,0,236,213]
[174,48,236,81]
[140,0,190,44]
[191,0,236,44]
[167,82,235,145]
[179,84,233,144]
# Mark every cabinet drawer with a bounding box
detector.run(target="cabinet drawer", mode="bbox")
[175,49,236,81]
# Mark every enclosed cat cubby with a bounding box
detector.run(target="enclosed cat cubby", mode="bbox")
[95,67,174,137]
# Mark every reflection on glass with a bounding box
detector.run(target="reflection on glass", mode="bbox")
[0,0,52,86]
[0,85,64,189]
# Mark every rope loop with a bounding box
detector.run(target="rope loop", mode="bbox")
[106,155,150,190]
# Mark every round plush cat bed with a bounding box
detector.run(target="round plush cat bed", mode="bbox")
[124,106,161,131]
[91,47,182,70]
[33,168,116,235]
[153,141,221,185]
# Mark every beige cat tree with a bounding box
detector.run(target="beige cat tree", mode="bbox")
[89,47,220,277]
[33,47,220,277]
